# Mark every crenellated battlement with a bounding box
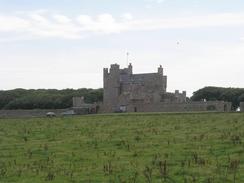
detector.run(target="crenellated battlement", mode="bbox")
[104,63,133,76]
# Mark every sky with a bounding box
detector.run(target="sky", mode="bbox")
[0,0,244,96]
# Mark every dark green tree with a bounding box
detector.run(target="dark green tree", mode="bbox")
[0,88,103,110]
[191,87,244,110]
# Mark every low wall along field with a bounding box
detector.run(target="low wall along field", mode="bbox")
[240,102,244,112]
[0,113,244,182]
[0,109,69,118]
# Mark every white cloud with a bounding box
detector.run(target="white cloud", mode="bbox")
[0,16,30,31]
[29,14,48,25]
[97,13,114,23]
[77,15,93,25]
[53,14,71,24]
[0,11,244,41]
[78,13,127,34]
[127,13,244,31]
[121,13,133,21]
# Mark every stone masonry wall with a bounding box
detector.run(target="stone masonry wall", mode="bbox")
[99,101,231,113]
[240,102,244,112]
[126,101,231,113]
[0,109,69,118]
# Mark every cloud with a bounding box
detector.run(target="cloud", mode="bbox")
[121,13,133,21]
[0,16,30,31]
[53,14,71,24]
[0,11,244,41]
[77,15,93,25]
[128,13,244,31]
[76,13,127,34]
[30,14,48,24]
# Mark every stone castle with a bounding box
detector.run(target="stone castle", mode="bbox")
[100,63,231,113]
[72,63,232,114]
[103,63,187,112]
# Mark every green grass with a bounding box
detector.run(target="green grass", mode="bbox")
[0,112,244,183]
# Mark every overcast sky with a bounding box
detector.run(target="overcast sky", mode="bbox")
[0,0,244,96]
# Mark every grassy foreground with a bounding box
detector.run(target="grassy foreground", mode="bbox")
[0,113,244,183]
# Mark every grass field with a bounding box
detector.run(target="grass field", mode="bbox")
[0,112,244,183]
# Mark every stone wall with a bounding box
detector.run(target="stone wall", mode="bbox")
[0,109,69,118]
[100,101,232,113]
[130,101,231,113]
[240,102,244,112]
[72,97,98,114]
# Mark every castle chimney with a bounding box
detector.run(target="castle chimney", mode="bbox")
[158,65,163,75]
[128,63,133,74]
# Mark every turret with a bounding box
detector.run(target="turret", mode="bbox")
[103,68,109,90]
[174,90,187,103]
[182,91,186,97]
[103,68,109,77]
[182,91,187,102]
[103,64,121,111]
[128,63,133,75]
[158,65,163,75]
[110,64,120,75]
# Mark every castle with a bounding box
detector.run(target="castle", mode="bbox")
[103,63,186,112]
[72,63,232,114]
[100,63,231,113]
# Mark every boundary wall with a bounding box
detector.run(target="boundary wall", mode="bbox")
[0,109,69,118]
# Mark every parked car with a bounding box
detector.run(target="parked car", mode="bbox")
[46,112,56,117]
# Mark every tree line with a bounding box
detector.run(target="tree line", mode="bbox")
[0,87,244,110]
[191,87,244,110]
[0,88,103,110]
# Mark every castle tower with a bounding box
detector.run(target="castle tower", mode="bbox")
[103,64,121,111]
[158,65,163,75]
[158,65,167,93]
[128,63,133,75]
